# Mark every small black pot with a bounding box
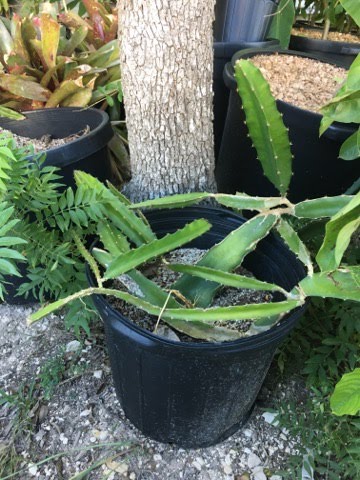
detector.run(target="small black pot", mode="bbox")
[214,0,279,42]
[88,206,306,448]
[289,34,360,69]
[216,48,360,202]
[0,107,114,189]
[213,40,279,162]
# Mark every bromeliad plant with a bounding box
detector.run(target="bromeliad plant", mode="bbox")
[0,7,120,111]
[29,59,360,343]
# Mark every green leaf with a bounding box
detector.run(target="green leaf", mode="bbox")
[334,218,360,266]
[0,247,26,261]
[29,286,301,325]
[294,196,354,219]
[174,214,278,307]
[0,74,51,101]
[215,193,285,211]
[267,0,296,48]
[319,115,334,136]
[316,192,360,271]
[276,218,313,273]
[234,59,292,196]
[321,92,360,124]
[299,267,360,302]
[168,264,287,295]
[0,106,25,120]
[0,258,21,276]
[339,128,360,160]
[104,219,211,279]
[74,171,155,246]
[339,0,360,26]
[130,192,209,210]
[97,221,130,255]
[331,368,360,416]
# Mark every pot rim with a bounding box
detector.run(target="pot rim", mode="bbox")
[290,32,360,50]
[21,107,111,151]
[87,205,307,352]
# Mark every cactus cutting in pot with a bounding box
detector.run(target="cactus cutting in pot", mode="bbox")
[27,60,360,448]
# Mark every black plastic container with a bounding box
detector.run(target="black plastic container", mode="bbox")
[216,49,360,202]
[289,34,360,69]
[213,40,279,161]
[89,207,306,448]
[214,0,279,42]
[0,107,114,189]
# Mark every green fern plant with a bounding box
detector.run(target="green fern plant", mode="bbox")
[0,132,119,333]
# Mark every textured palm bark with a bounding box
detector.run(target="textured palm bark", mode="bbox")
[118,0,216,202]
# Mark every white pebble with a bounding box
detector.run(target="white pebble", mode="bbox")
[66,340,81,352]
[153,453,162,461]
[262,411,279,426]
[129,473,136,480]
[93,370,103,379]
[193,461,202,471]
[248,453,261,469]
[223,464,232,475]
[28,465,37,476]
[243,428,253,438]
[80,409,91,417]
[253,467,267,480]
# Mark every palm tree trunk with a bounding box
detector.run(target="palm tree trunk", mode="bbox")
[118,0,216,202]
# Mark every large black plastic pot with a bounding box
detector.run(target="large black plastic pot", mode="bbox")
[216,49,360,202]
[213,40,279,161]
[0,107,114,189]
[88,207,306,448]
[214,0,279,42]
[289,34,360,69]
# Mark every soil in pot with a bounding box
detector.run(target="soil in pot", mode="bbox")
[0,126,90,154]
[292,27,360,44]
[108,248,274,343]
[249,53,347,113]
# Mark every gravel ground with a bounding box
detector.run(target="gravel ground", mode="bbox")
[0,303,305,480]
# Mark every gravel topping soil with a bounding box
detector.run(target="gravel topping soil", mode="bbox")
[109,248,273,343]
[292,27,360,44]
[0,126,90,154]
[0,303,305,480]
[248,53,347,113]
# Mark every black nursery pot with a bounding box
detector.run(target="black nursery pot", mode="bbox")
[213,40,279,162]
[214,0,279,42]
[216,49,360,202]
[289,34,360,69]
[0,107,114,189]
[88,207,306,448]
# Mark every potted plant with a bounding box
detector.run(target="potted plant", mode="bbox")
[0,9,126,185]
[289,0,360,68]
[213,0,284,160]
[0,132,109,331]
[216,47,360,201]
[29,61,359,447]
[0,107,114,189]
[214,0,280,42]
